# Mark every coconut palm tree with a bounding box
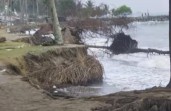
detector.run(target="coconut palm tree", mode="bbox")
[48,0,63,45]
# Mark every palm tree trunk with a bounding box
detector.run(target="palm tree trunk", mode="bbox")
[48,0,63,45]
[20,0,24,23]
[25,0,28,23]
[167,0,171,88]
[36,0,39,17]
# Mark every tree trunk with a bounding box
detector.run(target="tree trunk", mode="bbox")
[20,0,24,23]
[36,0,39,17]
[33,0,35,16]
[48,0,63,45]
[166,0,171,88]
[129,48,170,54]
[86,45,169,55]
[25,0,28,23]
[5,0,8,25]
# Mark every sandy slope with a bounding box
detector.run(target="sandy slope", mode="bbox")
[0,71,106,111]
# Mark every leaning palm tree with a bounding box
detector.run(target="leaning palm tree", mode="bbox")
[167,0,171,88]
[48,0,63,45]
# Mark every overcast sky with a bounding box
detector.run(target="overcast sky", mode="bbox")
[82,0,169,15]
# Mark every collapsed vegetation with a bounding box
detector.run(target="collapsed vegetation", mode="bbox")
[0,43,103,91]
[23,47,103,89]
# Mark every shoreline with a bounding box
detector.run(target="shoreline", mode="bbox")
[0,70,171,111]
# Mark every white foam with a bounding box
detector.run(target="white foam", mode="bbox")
[83,21,170,93]
[98,53,170,91]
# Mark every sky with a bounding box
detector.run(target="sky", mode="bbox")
[82,0,169,15]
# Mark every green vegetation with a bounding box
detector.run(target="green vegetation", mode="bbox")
[112,5,132,16]
[0,0,110,18]
[0,42,57,75]
[0,41,84,62]
[0,42,64,61]
[0,42,41,61]
[0,0,132,18]
[0,41,85,75]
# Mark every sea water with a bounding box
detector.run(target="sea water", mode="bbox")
[25,21,170,96]
[84,21,170,95]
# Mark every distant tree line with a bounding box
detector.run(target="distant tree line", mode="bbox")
[0,0,132,19]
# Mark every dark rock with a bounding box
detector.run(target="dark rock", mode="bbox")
[0,37,6,43]
[109,33,138,54]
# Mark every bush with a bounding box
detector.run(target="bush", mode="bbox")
[113,5,132,16]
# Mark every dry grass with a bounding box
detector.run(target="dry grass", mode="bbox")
[0,44,103,89]
[0,42,84,74]
[23,47,103,89]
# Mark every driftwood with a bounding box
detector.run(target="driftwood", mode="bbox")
[86,45,170,55]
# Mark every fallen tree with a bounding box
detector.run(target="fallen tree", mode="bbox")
[129,48,170,54]
[86,33,170,55]
[87,45,170,55]
[68,19,169,55]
